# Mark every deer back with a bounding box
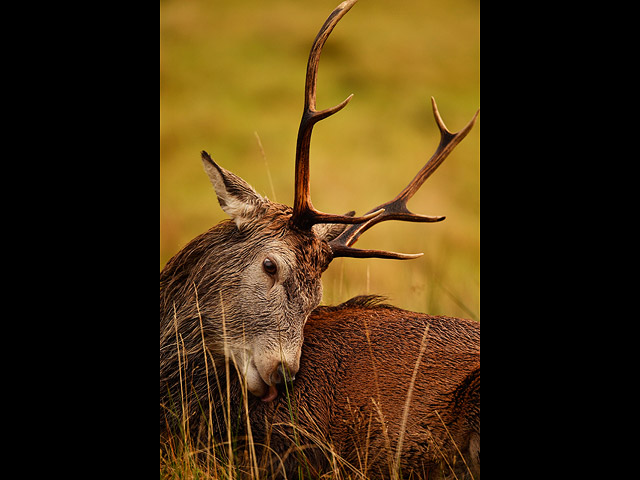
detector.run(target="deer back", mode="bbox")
[249,296,480,479]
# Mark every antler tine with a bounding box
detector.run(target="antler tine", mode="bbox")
[291,0,383,230]
[330,97,479,260]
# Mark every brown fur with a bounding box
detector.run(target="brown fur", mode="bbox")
[246,296,480,479]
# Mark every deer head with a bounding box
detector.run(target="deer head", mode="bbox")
[160,0,478,403]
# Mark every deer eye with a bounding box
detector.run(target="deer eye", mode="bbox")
[262,257,278,276]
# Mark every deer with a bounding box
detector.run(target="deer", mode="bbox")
[160,1,479,479]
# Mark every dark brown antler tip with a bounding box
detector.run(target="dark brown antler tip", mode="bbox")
[431,96,479,139]
[331,244,424,260]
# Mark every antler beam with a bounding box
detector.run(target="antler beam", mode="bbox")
[291,0,383,230]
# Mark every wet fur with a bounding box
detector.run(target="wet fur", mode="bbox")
[161,293,480,479]
[250,296,480,479]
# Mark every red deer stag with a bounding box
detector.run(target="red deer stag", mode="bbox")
[160,0,479,478]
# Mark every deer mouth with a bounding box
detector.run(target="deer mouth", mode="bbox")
[227,347,277,401]
[245,359,279,402]
[261,384,279,402]
[240,344,301,402]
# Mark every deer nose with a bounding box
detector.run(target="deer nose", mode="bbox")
[269,362,297,385]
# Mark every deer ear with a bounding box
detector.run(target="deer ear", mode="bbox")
[312,211,355,241]
[201,151,267,227]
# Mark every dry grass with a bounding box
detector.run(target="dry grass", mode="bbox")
[161,373,475,479]
[161,303,474,479]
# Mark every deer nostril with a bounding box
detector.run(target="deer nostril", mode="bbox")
[279,363,296,383]
[270,363,296,385]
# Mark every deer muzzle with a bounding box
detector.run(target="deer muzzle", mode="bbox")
[238,346,301,402]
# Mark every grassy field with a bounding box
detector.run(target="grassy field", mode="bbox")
[160,0,479,318]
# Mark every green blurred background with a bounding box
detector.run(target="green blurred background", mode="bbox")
[160,0,479,320]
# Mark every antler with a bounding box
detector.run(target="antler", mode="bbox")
[291,0,383,230]
[289,0,479,261]
[329,97,479,260]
